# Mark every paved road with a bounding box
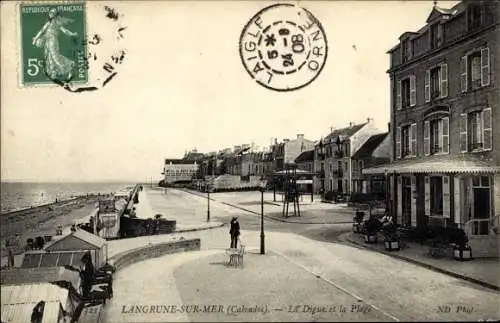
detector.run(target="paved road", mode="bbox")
[103,188,500,322]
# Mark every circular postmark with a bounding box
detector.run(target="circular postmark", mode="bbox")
[239,3,328,92]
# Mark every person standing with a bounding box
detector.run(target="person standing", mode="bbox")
[229,217,240,248]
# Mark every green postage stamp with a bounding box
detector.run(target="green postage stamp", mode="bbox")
[19,2,87,86]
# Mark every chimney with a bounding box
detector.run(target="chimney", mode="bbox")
[274,138,278,144]
[297,134,304,140]
[349,122,353,127]
[367,117,372,123]
[330,126,333,133]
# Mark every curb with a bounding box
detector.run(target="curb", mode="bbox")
[174,223,226,233]
[181,188,355,225]
[340,233,500,292]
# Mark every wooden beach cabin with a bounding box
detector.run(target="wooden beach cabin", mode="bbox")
[1,267,81,323]
[42,229,108,268]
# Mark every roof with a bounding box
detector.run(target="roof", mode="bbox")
[45,229,106,251]
[273,169,318,176]
[165,158,198,165]
[352,133,389,159]
[1,301,63,323]
[1,283,69,305]
[295,150,314,163]
[1,267,81,289]
[320,122,368,145]
[21,250,88,269]
[183,152,205,161]
[363,156,500,175]
[387,1,467,53]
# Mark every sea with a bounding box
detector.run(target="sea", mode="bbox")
[0,182,134,214]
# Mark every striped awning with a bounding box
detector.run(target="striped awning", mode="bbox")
[363,159,500,175]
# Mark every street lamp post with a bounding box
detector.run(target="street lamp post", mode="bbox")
[259,180,266,255]
[207,184,211,222]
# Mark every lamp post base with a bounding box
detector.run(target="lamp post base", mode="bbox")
[260,234,265,254]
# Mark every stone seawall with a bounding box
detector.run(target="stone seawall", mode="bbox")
[109,239,201,271]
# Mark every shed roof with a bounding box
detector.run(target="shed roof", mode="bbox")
[352,133,389,159]
[295,150,315,163]
[21,250,88,269]
[1,267,81,290]
[319,122,368,145]
[1,283,69,305]
[45,229,106,251]
[1,301,63,323]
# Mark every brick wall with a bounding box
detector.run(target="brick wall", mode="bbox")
[109,239,201,271]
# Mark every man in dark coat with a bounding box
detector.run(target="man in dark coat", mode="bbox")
[229,217,240,248]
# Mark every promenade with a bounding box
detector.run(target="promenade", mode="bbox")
[102,188,500,323]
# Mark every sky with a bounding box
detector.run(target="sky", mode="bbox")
[1,0,459,183]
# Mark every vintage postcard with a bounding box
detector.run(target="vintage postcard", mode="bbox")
[1,0,499,322]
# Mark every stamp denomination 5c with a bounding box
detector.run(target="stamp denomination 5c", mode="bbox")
[20,2,87,86]
[239,3,328,92]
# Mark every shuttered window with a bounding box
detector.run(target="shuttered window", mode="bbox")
[396,126,401,159]
[483,108,492,151]
[442,117,449,154]
[424,120,430,156]
[460,113,468,152]
[440,63,448,98]
[410,123,417,157]
[481,48,490,87]
[397,80,402,110]
[410,75,416,106]
[425,70,430,102]
[442,175,450,218]
[461,56,468,92]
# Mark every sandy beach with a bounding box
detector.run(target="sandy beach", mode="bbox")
[0,196,101,257]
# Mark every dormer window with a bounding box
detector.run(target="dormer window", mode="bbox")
[401,39,412,63]
[430,23,442,49]
[468,3,482,30]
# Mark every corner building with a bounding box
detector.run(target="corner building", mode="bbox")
[364,1,499,257]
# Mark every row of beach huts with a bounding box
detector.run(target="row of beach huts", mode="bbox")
[1,185,142,323]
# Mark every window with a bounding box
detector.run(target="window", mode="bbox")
[462,48,489,92]
[425,64,448,102]
[468,4,482,30]
[430,23,442,49]
[358,160,363,172]
[329,163,333,172]
[396,75,416,110]
[396,123,417,159]
[320,162,324,172]
[471,175,491,235]
[424,117,449,155]
[429,176,443,215]
[337,161,342,170]
[460,108,492,152]
[401,39,412,63]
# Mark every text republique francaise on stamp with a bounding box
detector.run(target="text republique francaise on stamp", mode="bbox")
[239,3,328,92]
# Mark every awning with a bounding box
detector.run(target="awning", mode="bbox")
[296,179,313,184]
[363,158,500,175]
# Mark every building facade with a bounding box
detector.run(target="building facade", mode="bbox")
[271,134,315,171]
[351,132,391,196]
[315,119,382,195]
[364,0,500,257]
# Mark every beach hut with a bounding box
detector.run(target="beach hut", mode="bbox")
[1,283,77,323]
[44,229,108,268]
[1,267,81,323]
